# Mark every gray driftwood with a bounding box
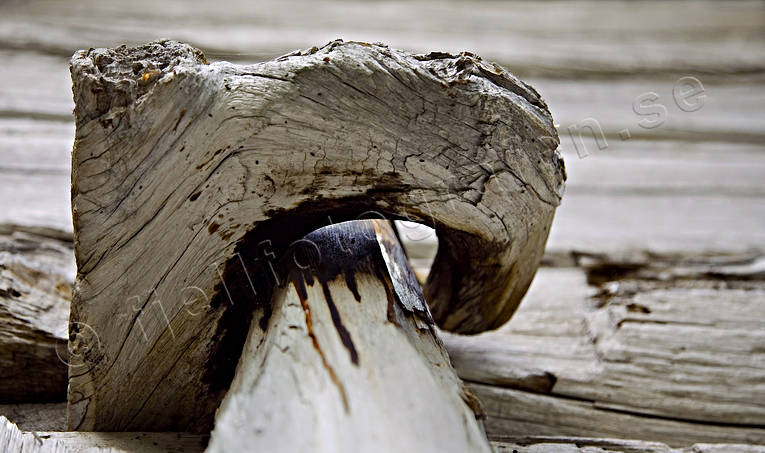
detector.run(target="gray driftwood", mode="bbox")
[67,40,563,432]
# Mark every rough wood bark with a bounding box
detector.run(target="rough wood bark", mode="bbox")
[0,224,73,403]
[207,220,491,452]
[67,40,563,431]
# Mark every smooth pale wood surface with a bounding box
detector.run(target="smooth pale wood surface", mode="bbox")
[208,220,492,452]
[535,78,765,144]
[0,119,74,233]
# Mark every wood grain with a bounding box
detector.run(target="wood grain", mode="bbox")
[207,220,492,452]
[1,0,764,449]
[0,415,208,453]
[2,0,764,79]
[0,225,73,403]
[445,257,765,446]
[66,40,563,431]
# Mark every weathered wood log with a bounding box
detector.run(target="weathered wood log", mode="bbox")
[0,224,73,403]
[491,436,765,453]
[6,0,765,81]
[207,219,491,452]
[3,414,762,453]
[0,415,208,453]
[449,259,765,446]
[3,231,764,446]
[67,40,563,431]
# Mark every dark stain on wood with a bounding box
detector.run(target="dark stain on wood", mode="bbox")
[627,303,652,314]
[196,148,224,170]
[98,117,114,128]
[460,385,488,420]
[284,223,378,367]
[584,261,646,286]
[201,194,433,404]
[172,109,186,132]
[293,275,350,412]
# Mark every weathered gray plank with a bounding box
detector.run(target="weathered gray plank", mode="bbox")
[0,403,66,432]
[3,51,765,144]
[0,51,73,121]
[0,416,207,453]
[2,0,764,79]
[0,225,73,403]
[548,189,765,255]
[0,119,73,232]
[475,384,765,446]
[444,256,765,446]
[491,437,765,453]
[534,77,765,145]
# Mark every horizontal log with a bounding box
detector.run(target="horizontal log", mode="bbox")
[0,225,73,403]
[0,416,208,453]
[448,256,765,446]
[2,1,764,79]
[491,437,765,453]
[2,230,763,445]
[2,415,761,453]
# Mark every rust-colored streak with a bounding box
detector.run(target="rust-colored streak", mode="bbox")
[195,147,224,170]
[460,386,487,420]
[293,277,350,413]
[208,222,220,234]
[140,69,160,83]
[374,264,400,327]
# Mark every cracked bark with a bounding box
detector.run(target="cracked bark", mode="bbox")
[67,40,564,435]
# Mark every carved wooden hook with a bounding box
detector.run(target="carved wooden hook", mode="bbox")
[67,40,564,440]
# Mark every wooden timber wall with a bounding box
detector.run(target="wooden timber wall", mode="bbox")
[0,0,763,451]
